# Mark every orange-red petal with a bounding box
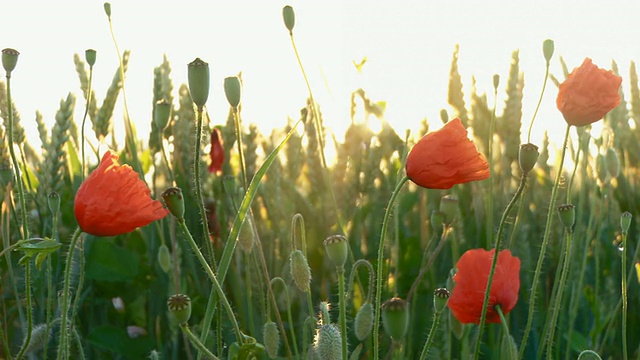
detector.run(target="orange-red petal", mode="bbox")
[447,248,521,324]
[74,150,169,237]
[405,118,489,189]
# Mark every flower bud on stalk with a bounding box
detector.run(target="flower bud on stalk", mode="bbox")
[621,211,632,235]
[354,302,374,341]
[324,235,348,270]
[167,294,191,325]
[1,48,19,76]
[162,187,185,221]
[282,5,295,34]
[557,204,576,232]
[543,39,555,63]
[224,76,242,109]
[187,58,209,110]
[85,49,97,67]
[519,143,539,174]
[290,249,312,293]
[381,297,409,342]
[263,321,280,359]
[154,99,171,130]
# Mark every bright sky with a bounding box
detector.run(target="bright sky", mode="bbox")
[3,1,640,152]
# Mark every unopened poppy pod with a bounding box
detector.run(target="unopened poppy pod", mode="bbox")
[405,118,489,189]
[74,150,169,236]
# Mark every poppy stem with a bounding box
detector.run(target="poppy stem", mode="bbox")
[179,323,220,360]
[621,228,629,360]
[373,175,409,360]
[57,227,82,360]
[80,62,94,182]
[231,108,248,188]
[518,124,571,360]
[473,167,528,359]
[418,306,443,360]
[14,260,32,360]
[337,266,348,360]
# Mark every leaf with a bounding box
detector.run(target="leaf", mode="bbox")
[84,238,140,282]
[86,325,154,359]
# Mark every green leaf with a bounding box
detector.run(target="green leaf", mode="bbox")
[86,325,154,359]
[66,139,81,180]
[85,239,140,282]
[17,238,62,268]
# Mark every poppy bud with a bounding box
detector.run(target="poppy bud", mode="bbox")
[381,297,409,342]
[323,234,349,270]
[440,109,449,124]
[290,249,311,293]
[157,244,172,273]
[518,143,539,174]
[263,321,280,359]
[557,204,575,231]
[282,5,295,34]
[430,210,446,233]
[48,191,60,216]
[20,323,49,355]
[162,187,185,221]
[103,2,111,17]
[595,153,607,184]
[493,74,500,90]
[621,211,632,235]
[314,324,342,360]
[2,48,19,75]
[85,49,97,67]
[187,58,210,110]
[167,294,191,325]
[154,99,171,130]
[433,288,450,313]
[354,302,373,341]
[543,39,555,63]
[439,195,458,226]
[224,76,242,109]
[605,148,620,179]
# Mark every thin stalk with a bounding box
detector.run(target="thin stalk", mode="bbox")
[232,108,247,188]
[337,266,348,360]
[193,107,216,266]
[72,328,86,360]
[622,230,629,360]
[544,231,573,359]
[474,172,528,359]
[485,82,498,250]
[180,324,220,360]
[80,64,94,181]
[373,176,409,360]
[527,60,551,143]
[419,308,443,360]
[176,218,242,343]
[496,305,513,354]
[57,227,82,360]
[270,277,299,359]
[518,124,571,360]
[160,139,175,185]
[407,227,450,304]
[15,261,32,360]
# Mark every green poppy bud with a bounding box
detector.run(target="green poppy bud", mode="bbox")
[282,5,295,34]
[440,109,449,124]
[103,2,112,17]
[439,195,458,226]
[290,249,312,293]
[557,204,575,232]
[47,192,60,216]
[167,294,191,325]
[595,153,607,184]
[224,76,242,109]
[543,39,555,63]
[605,148,620,179]
[162,187,185,221]
[314,324,341,360]
[323,234,349,270]
[431,210,446,233]
[621,211,632,235]
[2,48,19,75]
[519,143,539,174]
[85,49,97,67]
[354,302,374,341]
[187,58,210,110]
[381,297,409,342]
[263,321,280,359]
[433,287,450,313]
[493,74,500,90]
[154,99,171,130]
[157,244,172,274]
[21,323,49,355]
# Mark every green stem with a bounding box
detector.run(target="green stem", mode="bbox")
[270,277,299,359]
[544,231,573,359]
[419,309,443,360]
[160,138,175,185]
[474,172,528,359]
[80,64,94,181]
[57,227,82,360]
[15,261,32,360]
[373,175,409,360]
[176,218,242,343]
[622,230,628,360]
[194,107,216,266]
[337,266,348,360]
[5,74,28,240]
[518,124,571,360]
[232,109,248,188]
[407,227,450,304]
[486,84,497,250]
[180,324,220,360]
[527,61,551,143]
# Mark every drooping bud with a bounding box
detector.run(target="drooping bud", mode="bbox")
[323,234,349,270]
[154,99,171,130]
[314,324,342,360]
[605,148,620,179]
[187,58,210,110]
[20,323,49,355]
[263,321,280,359]
[290,249,312,293]
[439,195,458,226]
[103,2,112,17]
[167,294,191,325]
[157,244,172,273]
[354,302,373,341]
[543,39,555,63]
[2,48,19,75]
[282,5,295,34]
[433,288,450,313]
[381,297,409,342]
[519,143,539,174]
[224,76,242,109]
[162,187,185,221]
[85,49,97,67]
[47,192,60,216]
[621,211,632,235]
[557,204,576,232]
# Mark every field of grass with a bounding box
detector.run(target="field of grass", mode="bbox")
[1,4,639,360]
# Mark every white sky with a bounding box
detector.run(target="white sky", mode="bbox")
[3,1,640,152]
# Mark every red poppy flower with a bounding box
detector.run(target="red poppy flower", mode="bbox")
[556,58,622,127]
[74,150,169,236]
[447,248,520,324]
[208,128,225,174]
[405,118,489,189]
